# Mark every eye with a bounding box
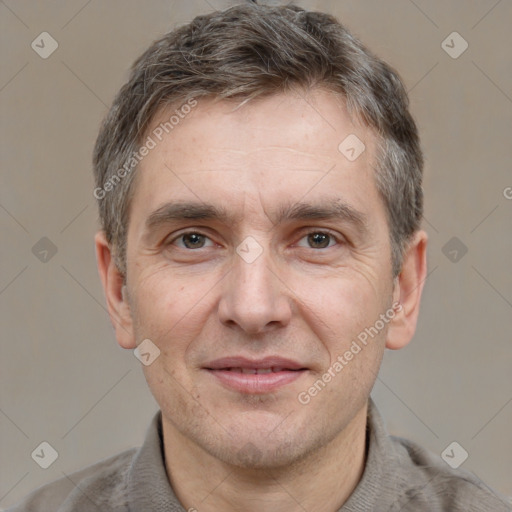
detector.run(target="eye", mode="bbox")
[170,231,215,249]
[296,231,340,249]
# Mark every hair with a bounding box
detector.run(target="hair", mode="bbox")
[93,1,423,278]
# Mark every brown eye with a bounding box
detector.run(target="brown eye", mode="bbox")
[171,232,213,249]
[308,233,331,248]
[297,231,338,249]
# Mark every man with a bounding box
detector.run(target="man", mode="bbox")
[8,2,510,511]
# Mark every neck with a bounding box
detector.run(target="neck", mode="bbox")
[162,403,368,512]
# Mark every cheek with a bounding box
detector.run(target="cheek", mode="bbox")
[130,270,209,358]
[299,278,388,412]
[294,271,388,349]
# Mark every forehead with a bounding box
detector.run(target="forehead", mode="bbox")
[131,89,382,225]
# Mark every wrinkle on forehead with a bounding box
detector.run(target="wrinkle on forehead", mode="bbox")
[203,146,334,158]
[169,146,338,176]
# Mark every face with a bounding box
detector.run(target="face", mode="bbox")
[112,89,405,468]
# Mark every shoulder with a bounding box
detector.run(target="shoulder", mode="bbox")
[6,448,137,512]
[389,435,511,511]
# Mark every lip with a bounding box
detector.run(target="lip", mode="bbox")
[205,356,305,371]
[204,356,308,394]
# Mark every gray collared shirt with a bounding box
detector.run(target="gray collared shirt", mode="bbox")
[7,398,511,511]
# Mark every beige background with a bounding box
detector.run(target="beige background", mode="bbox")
[1,0,511,508]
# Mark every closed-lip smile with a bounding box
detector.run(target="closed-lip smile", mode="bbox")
[204,356,308,394]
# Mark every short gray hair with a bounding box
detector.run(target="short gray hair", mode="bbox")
[93,2,423,278]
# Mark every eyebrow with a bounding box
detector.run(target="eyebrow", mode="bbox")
[144,198,368,234]
[145,202,231,232]
[275,200,368,231]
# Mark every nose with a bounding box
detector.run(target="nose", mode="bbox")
[218,241,292,335]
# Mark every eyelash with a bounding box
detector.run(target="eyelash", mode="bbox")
[167,229,343,250]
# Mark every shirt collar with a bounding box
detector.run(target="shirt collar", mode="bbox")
[337,397,403,511]
[127,409,183,511]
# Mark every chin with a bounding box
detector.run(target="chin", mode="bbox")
[204,421,327,471]
[223,439,305,470]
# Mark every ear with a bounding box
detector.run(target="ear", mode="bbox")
[385,230,428,350]
[95,231,136,349]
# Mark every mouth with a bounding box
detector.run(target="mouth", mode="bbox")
[204,357,308,394]
[216,367,299,374]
